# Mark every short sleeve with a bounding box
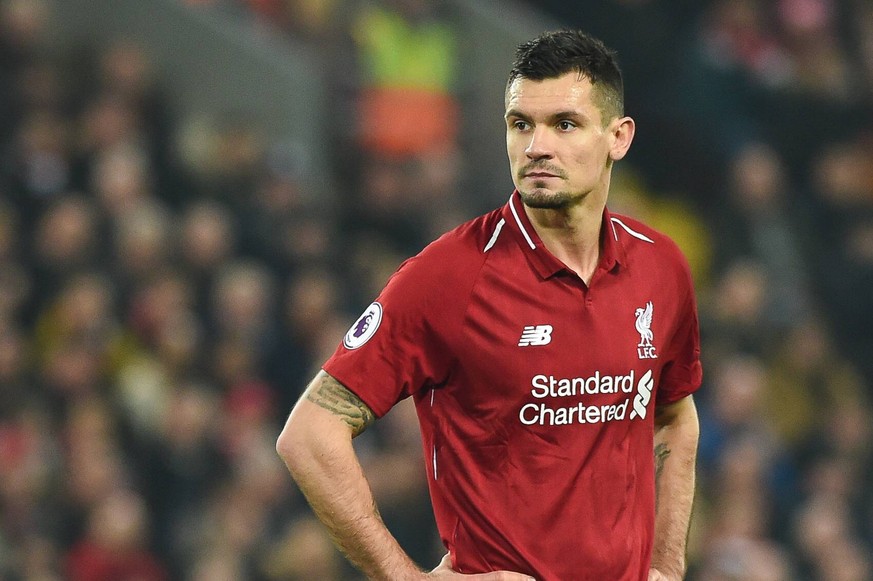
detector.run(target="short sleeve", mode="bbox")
[323,255,460,417]
[655,258,703,406]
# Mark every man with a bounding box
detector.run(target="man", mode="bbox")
[277,29,702,581]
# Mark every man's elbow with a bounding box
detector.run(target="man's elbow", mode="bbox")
[276,421,294,465]
[276,408,310,474]
[276,401,351,474]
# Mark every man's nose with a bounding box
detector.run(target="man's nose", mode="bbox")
[525,127,554,159]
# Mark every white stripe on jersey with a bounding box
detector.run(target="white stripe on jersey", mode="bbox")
[484,218,506,252]
[509,195,537,250]
[610,217,655,244]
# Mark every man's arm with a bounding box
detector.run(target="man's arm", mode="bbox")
[276,370,425,580]
[276,370,534,581]
[649,395,699,581]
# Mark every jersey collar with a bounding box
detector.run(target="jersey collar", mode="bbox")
[502,191,625,280]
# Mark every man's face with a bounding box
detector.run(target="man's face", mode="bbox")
[505,72,620,210]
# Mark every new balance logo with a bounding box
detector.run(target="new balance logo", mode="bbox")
[518,325,553,346]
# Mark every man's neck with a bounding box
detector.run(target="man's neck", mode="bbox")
[524,201,605,285]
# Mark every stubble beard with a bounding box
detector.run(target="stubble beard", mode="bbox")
[519,186,576,210]
[516,161,576,209]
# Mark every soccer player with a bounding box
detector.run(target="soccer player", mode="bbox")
[276,29,702,581]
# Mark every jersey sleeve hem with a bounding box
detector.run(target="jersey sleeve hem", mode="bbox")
[321,362,392,419]
[655,361,703,407]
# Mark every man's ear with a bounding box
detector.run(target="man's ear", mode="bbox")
[609,116,635,162]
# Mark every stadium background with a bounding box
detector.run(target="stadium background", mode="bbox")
[0,0,872,579]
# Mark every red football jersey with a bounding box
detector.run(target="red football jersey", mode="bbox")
[324,192,702,581]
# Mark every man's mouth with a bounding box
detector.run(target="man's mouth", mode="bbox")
[521,163,564,179]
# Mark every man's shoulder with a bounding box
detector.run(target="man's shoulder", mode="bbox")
[608,211,697,305]
[377,206,503,303]
[409,207,505,270]
[375,207,505,320]
[608,211,687,261]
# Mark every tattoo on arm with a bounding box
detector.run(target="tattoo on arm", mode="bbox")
[306,374,376,437]
[655,442,671,481]
[654,442,671,511]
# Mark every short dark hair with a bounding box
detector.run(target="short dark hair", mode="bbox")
[507,30,625,121]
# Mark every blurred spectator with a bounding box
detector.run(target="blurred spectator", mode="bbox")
[677,0,792,158]
[329,0,467,258]
[711,142,814,327]
[240,0,341,43]
[64,488,168,581]
[0,0,55,140]
[5,108,74,208]
[698,354,782,473]
[89,143,154,221]
[791,492,872,580]
[701,259,772,357]
[764,317,868,452]
[258,515,346,580]
[209,259,277,346]
[266,266,345,411]
[856,2,873,98]
[134,381,227,571]
[775,0,858,102]
[29,195,102,301]
[347,0,459,160]
[692,536,795,581]
[177,199,236,298]
[201,116,268,207]
[33,272,120,409]
[808,135,873,384]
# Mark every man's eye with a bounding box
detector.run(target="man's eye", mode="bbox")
[513,120,530,131]
[558,121,576,131]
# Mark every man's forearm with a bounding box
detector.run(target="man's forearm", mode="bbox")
[276,372,424,580]
[651,396,699,580]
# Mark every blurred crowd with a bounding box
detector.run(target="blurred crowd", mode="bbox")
[0,0,871,579]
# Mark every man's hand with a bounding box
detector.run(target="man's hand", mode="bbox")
[429,553,536,580]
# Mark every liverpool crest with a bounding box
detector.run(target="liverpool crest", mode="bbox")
[634,301,658,359]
